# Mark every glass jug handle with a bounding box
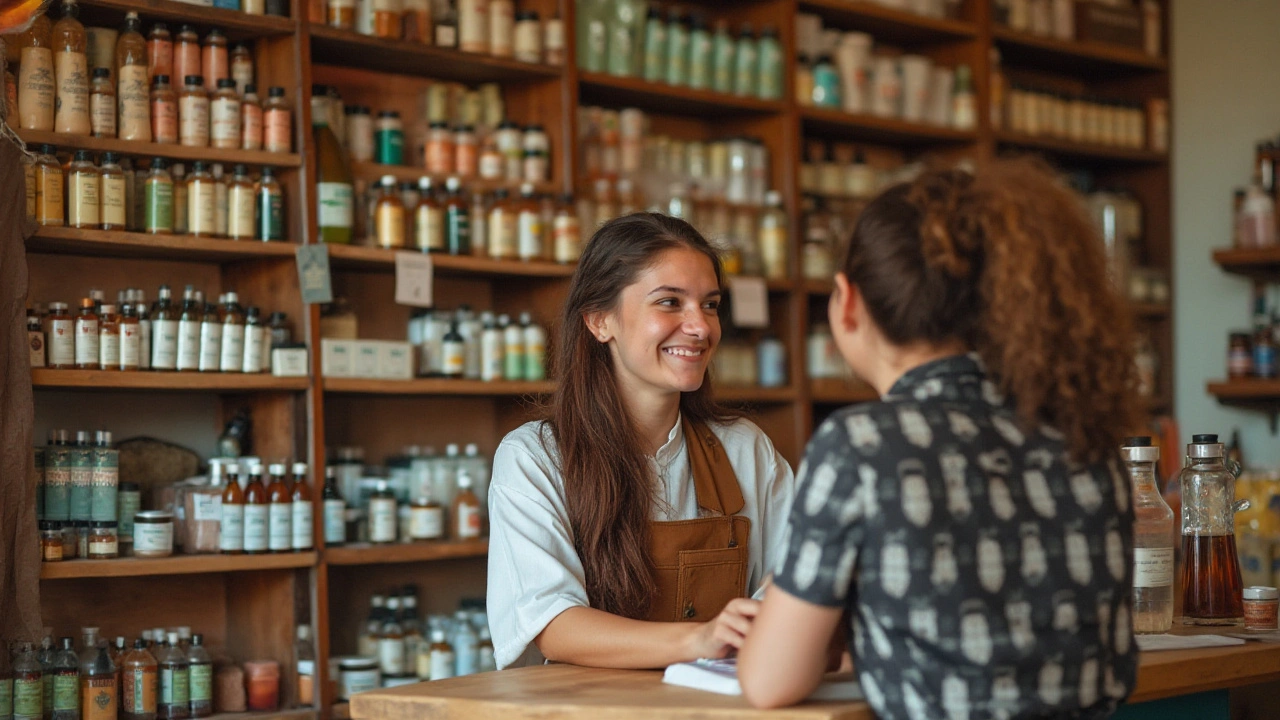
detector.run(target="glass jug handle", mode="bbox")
[1229,459,1243,479]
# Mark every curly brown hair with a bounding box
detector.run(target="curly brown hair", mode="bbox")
[841,157,1140,463]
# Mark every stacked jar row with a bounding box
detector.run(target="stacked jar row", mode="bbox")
[1004,87,1168,152]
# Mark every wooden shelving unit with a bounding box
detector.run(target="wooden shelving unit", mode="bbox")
[324,243,576,277]
[32,369,309,392]
[308,25,562,82]
[797,0,977,44]
[17,129,302,168]
[74,0,296,38]
[1212,246,1280,277]
[323,541,488,566]
[323,378,554,396]
[994,131,1168,165]
[40,552,318,580]
[800,106,979,146]
[28,227,300,263]
[991,25,1169,75]
[578,71,786,117]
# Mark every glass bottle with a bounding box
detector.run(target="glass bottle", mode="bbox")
[66,151,100,229]
[322,467,346,546]
[210,78,241,149]
[290,463,313,551]
[255,167,285,241]
[515,184,542,261]
[552,193,580,263]
[74,298,99,370]
[441,321,465,378]
[119,303,141,370]
[378,597,406,678]
[185,636,210,719]
[38,633,54,720]
[33,145,64,227]
[687,13,710,90]
[115,12,150,141]
[79,630,116,720]
[263,87,291,153]
[219,463,244,554]
[327,0,355,30]
[486,189,515,260]
[313,92,353,244]
[434,0,458,48]
[212,164,230,238]
[733,23,757,97]
[13,643,42,720]
[200,29,227,92]
[120,639,157,720]
[172,26,199,92]
[178,75,208,147]
[155,635,187,720]
[489,0,514,58]
[426,629,454,681]
[88,68,115,137]
[52,0,90,135]
[229,43,252,95]
[408,488,443,541]
[640,7,665,83]
[241,85,263,151]
[174,285,200,372]
[710,19,734,95]
[225,165,253,240]
[357,596,385,658]
[243,464,269,554]
[413,177,444,252]
[443,177,470,255]
[198,299,223,372]
[374,175,405,249]
[143,158,174,234]
[49,639,77,720]
[368,481,397,544]
[242,307,265,373]
[267,463,293,554]
[149,75,177,143]
[1180,434,1246,625]
[664,10,688,86]
[499,312,521,380]
[952,64,976,130]
[451,469,482,540]
[147,23,172,84]
[756,26,782,100]
[759,190,788,281]
[186,162,217,238]
[1124,437,1174,634]
[17,13,55,131]
[98,303,120,371]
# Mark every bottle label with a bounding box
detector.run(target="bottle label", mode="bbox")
[242,104,263,150]
[176,319,200,370]
[318,182,354,229]
[134,521,173,554]
[220,502,245,551]
[264,108,291,152]
[14,677,40,720]
[456,502,481,539]
[188,664,212,703]
[292,500,313,549]
[145,180,174,233]
[198,321,223,371]
[54,50,90,133]
[179,95,209,146]
[243,326,265,373]
[269,502,293,550]
[75,317,100,365]
[244,504,269,551]
[211,98,241,146]
[151,95,177,142]
[257,188,285,240]
[375,204,405,248]
[99,331,120,368]
[121,323,141,368]
[123,668,157,715]
[189,182,217,235]
[18,46,54,130]
[227,186,255,238]
[68,173,101,227]
[378,637,405,676]
[152,319,179,370]
[159,667,188,706]
[116,64,150,141]
[446,206,470,252]
[415,206,445,251]
[1133,547,1174,588]
[193,492,222,521]
[429,650,455,681]
[81,676,115,720]
[517,211,542,259]
[216,323,243,372]
[49,318,75,366]
[52,674,77,711]
[323,499,345,544]
[409,505,443,539]
[369,499,397,542]
[91,90,117,136]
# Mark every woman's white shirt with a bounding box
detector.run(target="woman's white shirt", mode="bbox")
[486,416,795,669]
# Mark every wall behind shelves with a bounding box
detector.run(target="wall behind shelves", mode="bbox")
[1173,0,1280,467]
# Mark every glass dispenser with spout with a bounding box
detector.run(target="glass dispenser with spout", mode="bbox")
[1179,433,1248,625]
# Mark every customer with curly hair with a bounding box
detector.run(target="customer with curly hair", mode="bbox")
[739,158,1140,719]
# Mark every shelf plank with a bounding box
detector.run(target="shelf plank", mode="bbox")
[40,551,317,579]
[28,226,299,263]
[205,711,316,720]
[1206,379,1280,401]
[1213,246,1280,277]
[32,369,310,392]
[1131,302,1170,318]
[799,106,977,146]
[810,378,879,405]
[803,278,834,296]
[578,72,785,117]
[323,377,554,396]
[349,161,556,194]
[714,385,798,403]
[17,129,302,167]
[797,0,977,44]
[324,540,488,566]
[325,243,577,277]
[995,131,1167,165]
[309,26,561,83]
[78,0,295,40]
[992,26,1168,76]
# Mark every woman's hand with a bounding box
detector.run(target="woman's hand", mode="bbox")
[684,598,761,659]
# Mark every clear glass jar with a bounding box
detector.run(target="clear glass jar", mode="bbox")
[88,521,119,559]
[1180,435,1245,625]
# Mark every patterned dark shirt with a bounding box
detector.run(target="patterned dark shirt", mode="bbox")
[775,354,1137,720]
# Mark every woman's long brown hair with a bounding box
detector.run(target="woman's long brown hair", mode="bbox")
[547,212,734,619]
[842,158,1140,463]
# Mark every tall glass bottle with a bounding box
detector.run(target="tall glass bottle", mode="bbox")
[266,463,293,554]
[155,634,187,720]
[16,13,55,131]
[50,639,77,720]
[37,634,54,720]
[291,463,313,552]
[1124,437,1174,634]
[321,467,346,547]
[1180,434,1245,625]
[185,636,211,719]
[13,643,42,720]
[52,0,90,135]
[115,11,150,141]
[79,630,116,720]
[150,285,178,371]
[312,89,353,244]
[378,597,406,679]
[243,464,269,554]
[175,286,200,373]
[120,639,157,720]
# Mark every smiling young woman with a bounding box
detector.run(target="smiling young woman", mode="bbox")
[485,212,795,670]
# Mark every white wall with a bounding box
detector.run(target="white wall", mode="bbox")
[1173,0,1280,467]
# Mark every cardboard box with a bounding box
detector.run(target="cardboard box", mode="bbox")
[271,347,309,377]
[354,341,381,379]
[321,339,354,378]
[379,342,414,380]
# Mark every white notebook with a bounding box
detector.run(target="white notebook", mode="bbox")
[662,658,864,701]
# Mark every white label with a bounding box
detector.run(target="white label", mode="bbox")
[292,500,313,550]
[378,637,405,677]
[269,502,293,551]
[134,521,173,554]
[176,319,201,370]
[220,323,245,372]
[220,502,245,551]
[517,211,542,260]
[409,506,443,540]
[199,321,223,371]
[139,319,152,369]
[456,502,482,539]
[49,319,75,365]
[152,319,178,370]
[75,318,99,365]
[323,499,345,544]
[429,649,455,681]
[243,504,268,551]
[369,498,398,542]
[727,276,769,328]
[481,331,503,382]
[1134,547,1175,588]
[121,324,141,368]
[193,493,222,521]
[243,325,265,373]
[317,182,354,228]
[394,251,435,308]
[99,332,120,368]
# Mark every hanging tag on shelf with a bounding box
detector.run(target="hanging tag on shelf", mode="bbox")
[395,251,434,307]
[296,244,334,304]
[728,276,769,328]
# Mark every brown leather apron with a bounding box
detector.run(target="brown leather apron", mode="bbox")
[645,419,751,623]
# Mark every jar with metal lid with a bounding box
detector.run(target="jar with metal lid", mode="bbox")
[61,522,79,559]
[88,521,119,559]
[1229,332,1253,379]
[133,510,175,557]
[337,657,380,700]
[41,521,64,562]
[1244,586,1279,630]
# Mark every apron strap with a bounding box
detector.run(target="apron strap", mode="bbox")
[682,417,745,517]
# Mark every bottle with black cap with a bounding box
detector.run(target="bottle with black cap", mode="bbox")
[1179,433,1246,625]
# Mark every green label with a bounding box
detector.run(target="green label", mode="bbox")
[15,677,41,719]
[258,189,285,240]
[117,491,140,537]
[446,206,470,254]
[188,665,211,704]
[52,675,77,712]
[374,128,404,165]
[1,677,13,717]
[43,674,53,712]
[145,181,174,233]
[159,668,187,707]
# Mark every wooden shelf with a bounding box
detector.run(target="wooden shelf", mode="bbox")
[32,369,310,392]
[325,243,576,277]
[349,161,556,195]
[799,106,978,146]
[205,711,315,720]
[40,551,317,579]
[578,72,785,117]
[995,131,1167,165]
[324,540,488,566]
[810,378,879,405]
[16,129,302,168]
[28,226,299,263]
[1131,301,1170,318]
[797,0,977,45]
[803,278,834,296]
[1213,246,1280,277]
[714,385,798,403]
[309,26,561,83]
[992,26,1168,76]
[1206,379,1280,402]
[78,0,295,40]
[323,377,554,396]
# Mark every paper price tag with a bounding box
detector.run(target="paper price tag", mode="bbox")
[395,252,435,308]
[295,244,334,304]
[728,276,769,328]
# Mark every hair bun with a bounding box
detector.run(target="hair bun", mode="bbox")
[908,170,980,280]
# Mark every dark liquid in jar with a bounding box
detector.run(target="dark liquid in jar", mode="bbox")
[1181,533,1244,624]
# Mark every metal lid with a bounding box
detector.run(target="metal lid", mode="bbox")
[1188,433,1225,459]
[134,511,173,523]
[1120,436,1159,463]
[338,656,378,670]
[1245,586,1279,601]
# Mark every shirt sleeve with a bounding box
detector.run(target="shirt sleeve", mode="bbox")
[754,433,796,592]
[773,413,867,608]
[485,438,590,669]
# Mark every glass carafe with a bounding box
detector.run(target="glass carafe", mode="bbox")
[1179,433,1247,625]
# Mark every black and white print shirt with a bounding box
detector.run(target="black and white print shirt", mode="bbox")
[774,354,1137,720]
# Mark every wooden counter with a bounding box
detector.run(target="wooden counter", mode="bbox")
[349,639,1280,720]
